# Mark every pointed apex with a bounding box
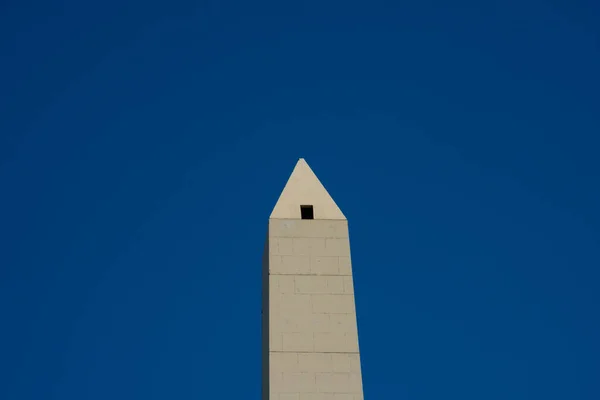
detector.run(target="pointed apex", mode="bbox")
[270,158,346,220]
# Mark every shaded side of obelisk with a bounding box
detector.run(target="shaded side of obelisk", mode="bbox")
[262,158,364,400]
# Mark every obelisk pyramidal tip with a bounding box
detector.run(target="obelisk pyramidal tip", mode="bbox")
[262,158,364,400]
[270,158,346,220]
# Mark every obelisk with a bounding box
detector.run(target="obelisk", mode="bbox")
[262,158,364,400]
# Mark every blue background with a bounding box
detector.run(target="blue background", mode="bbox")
[1,1,599,398]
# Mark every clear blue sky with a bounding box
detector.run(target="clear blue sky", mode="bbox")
[1,1,599,399]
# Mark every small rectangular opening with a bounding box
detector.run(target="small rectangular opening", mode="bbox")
[300,205,314,220]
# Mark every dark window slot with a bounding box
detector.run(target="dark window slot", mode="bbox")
[300,205,314,220]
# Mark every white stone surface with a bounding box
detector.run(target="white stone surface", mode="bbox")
[263,159,363,400]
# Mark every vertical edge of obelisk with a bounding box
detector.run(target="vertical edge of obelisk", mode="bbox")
[261,229,270,400]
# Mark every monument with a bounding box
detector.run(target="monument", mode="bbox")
[262,158,364,400]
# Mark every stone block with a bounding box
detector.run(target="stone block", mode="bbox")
[270,332,282,351]
[300,394,353,400]
[298,353,332,372]
[270,293,312,319]
[314,332,359,353]
[315,372,350,393]
[334,396,354,400]
[270,352,299,372]
[311,295,355,314]
[279,394,301,400]
[271,237,294,255]
[338,257,352,275]
[323,239,350,256]
[310,257,339,275]
[271,313,330,334]
[315,372,362,394]
[281,372,316,393]
[329,314,358,334]
[293,238,326,256]
[282,332,314,352]
[295,276,344,294]
[269,220,349,239]
[330,354,361,373]
[294,275,327,294]
[342,276,353,294]
[270,370,284,392]
[326,277,345,294]
[270,255,311,275]
[271,275,296,294]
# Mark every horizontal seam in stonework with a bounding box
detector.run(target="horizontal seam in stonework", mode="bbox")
[270,294,356,297]
[269,350,360,354]
[269,252,350,254]
[269,273,353,277]
[269,237,349,239]
[269,218,347,220]
[270,255,351,257]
